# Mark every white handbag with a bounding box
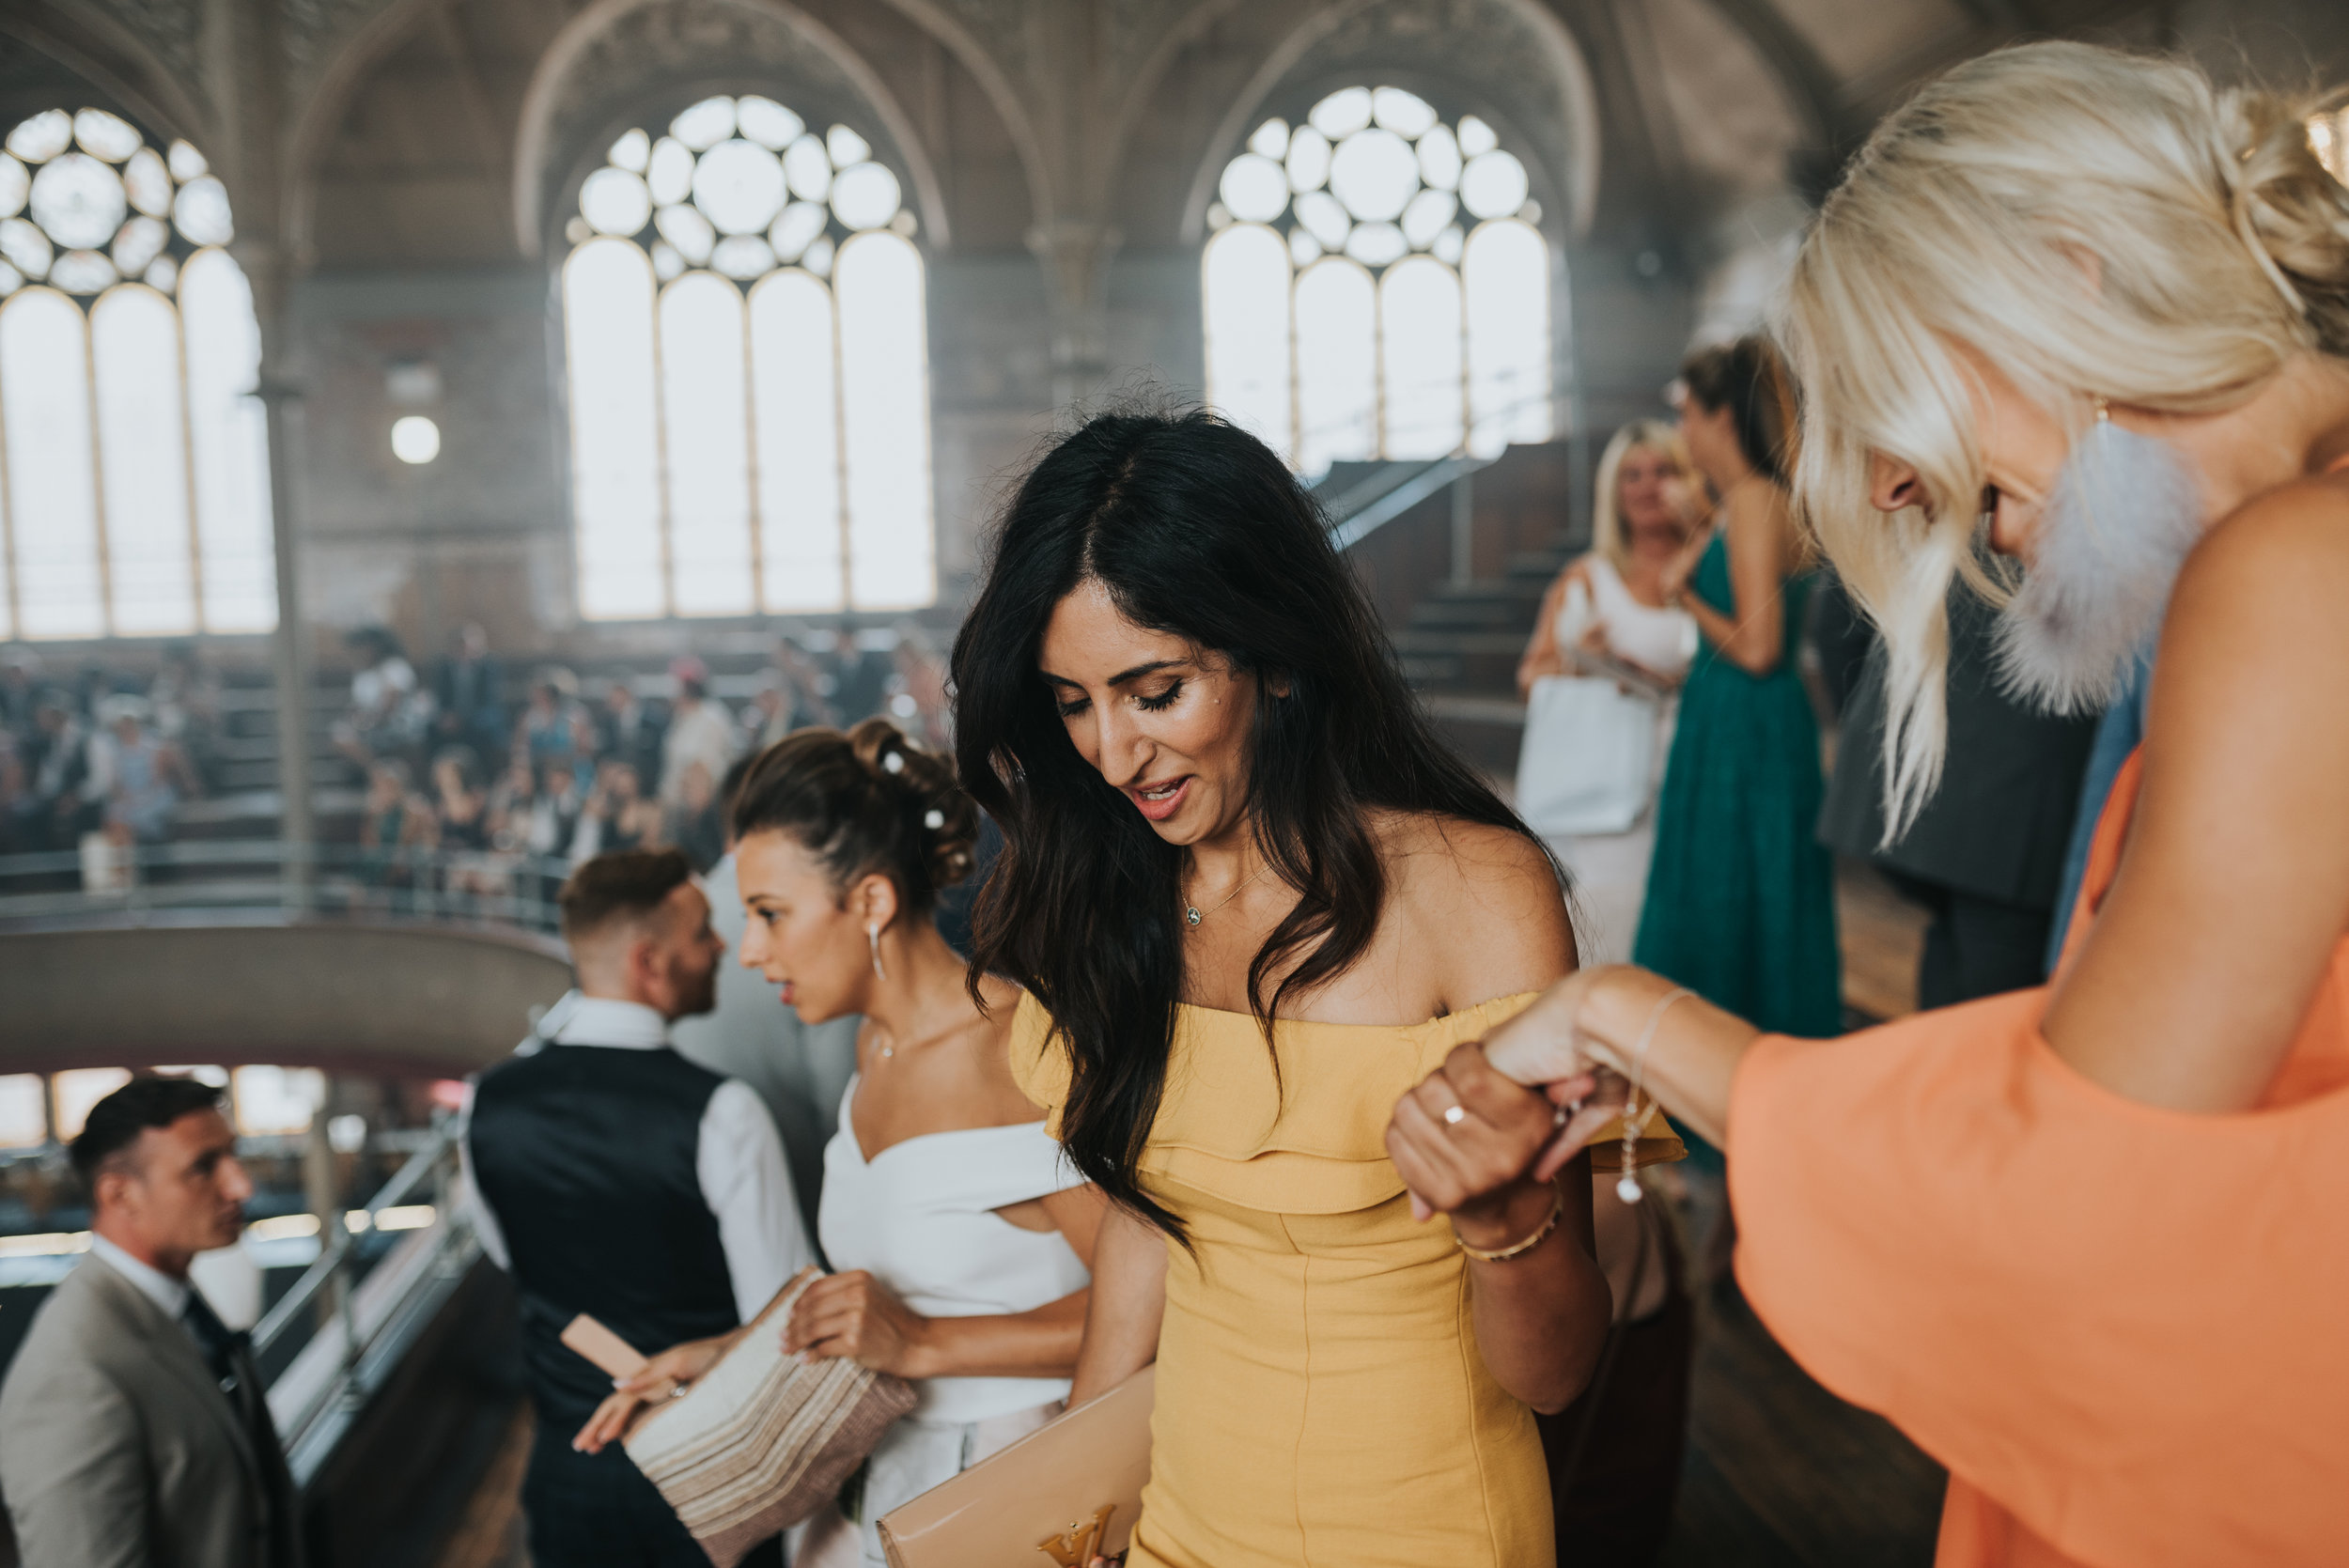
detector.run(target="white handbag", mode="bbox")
[1514,673,1656,837]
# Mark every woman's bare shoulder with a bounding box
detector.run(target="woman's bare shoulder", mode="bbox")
[972,971,1026,1018]
[1370,810,1576,1001]
[2046,474,2349,1109]
[2165,476,2349,690]
[2188,473,2349,579]
[962,975,1049,1121]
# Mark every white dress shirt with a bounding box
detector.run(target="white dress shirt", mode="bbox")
[86,1234,211,1355]
[463,991,813,1324]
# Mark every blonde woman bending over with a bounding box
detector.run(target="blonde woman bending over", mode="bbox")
[1392,41,2349,1568]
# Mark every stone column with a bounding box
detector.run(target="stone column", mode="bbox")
[257,360,314,900]
[209,0,312,904]
[1027,219,1123,411]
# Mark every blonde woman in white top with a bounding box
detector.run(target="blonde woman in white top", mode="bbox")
[576,719,1103,1568]
[1515,421,1704,965]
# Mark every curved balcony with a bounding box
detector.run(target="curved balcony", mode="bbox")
[0,843,570,1079]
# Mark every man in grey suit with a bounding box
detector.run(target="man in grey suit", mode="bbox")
[0,1076,302,1568]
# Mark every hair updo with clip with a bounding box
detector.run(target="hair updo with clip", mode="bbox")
[728,716,980,916]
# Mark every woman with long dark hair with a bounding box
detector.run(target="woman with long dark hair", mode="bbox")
[951,408,1630,1568]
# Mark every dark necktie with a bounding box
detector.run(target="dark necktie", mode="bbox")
[180,1289,246,1392]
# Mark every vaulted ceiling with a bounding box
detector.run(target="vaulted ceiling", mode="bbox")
[4,0,2344,280]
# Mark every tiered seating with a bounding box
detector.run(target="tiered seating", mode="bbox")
[1332,442,1586,773]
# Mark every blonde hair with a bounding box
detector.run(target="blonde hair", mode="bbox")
[1590,419,1696,570]
[1780,41,2349,833]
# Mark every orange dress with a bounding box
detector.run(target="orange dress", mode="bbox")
[1727,751,2349,1568]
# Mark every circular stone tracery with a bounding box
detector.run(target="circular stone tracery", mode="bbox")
[0,107,228,299]
[569,94,910,285]
[1212,85,1538,271]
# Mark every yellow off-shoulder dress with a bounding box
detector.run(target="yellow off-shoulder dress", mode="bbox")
[1009,991,1680,1568]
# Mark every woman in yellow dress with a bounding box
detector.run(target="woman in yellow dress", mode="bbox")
[948,409,1629,1568]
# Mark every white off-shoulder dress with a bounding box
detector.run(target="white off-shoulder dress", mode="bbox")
[792,1078,1091,1568]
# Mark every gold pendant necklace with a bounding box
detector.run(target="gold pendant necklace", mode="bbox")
[1184,858,1272,927]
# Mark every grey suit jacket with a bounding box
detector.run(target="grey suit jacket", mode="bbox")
[0,1253,301,1568]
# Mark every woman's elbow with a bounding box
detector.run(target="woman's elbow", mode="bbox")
[1728,644,1781,676]
[1529,1316,1611,1415]
[1513,1271,1614,1415]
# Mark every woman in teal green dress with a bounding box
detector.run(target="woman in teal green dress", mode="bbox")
[1634,338,1843,1052]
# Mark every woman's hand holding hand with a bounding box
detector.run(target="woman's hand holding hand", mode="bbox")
[571,1335,734,1454]
[1387,1043,1575,1230]
[785,1270,933,1378]
[1478,964,1752,1157]
[1478,969,1610,1088]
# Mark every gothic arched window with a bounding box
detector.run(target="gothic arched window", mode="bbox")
[1203,86,1553,476]
[0,108,274,639]
[561,95,934,620]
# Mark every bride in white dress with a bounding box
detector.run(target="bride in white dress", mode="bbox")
[1514,421,1704,966]
[575,719,1102,1568]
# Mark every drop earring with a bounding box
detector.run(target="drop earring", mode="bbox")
[866,921,887,982]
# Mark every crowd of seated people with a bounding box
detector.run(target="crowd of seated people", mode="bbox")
[0,645,218,865]
[336,624,953,911]
[0,615,947,898]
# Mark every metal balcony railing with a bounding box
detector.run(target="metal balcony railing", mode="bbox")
[0,839,574,934]
[252,1116,485,1485]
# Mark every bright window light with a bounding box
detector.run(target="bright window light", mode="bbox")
[563,99,932,617]
[1380,256,1465,459]
[230,1064,323,1137]
[1202,223,1294,456]
[92,282,196,630]
[390,413,441,464]
[1294,259,1377,474]
[51,1068,131,1141]
[0,1075,48,1148]
[1201,87,1551,475]
[659,271,756,615]
[564,239,665,620]
[179,245,277,632]
[1464,219,1553,454]
[750,268,846,611]
[836,232,934,610]
[2,286,105,636]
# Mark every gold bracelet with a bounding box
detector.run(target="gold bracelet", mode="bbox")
[1452,1188,1564,1263]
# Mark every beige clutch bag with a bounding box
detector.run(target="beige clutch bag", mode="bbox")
[563,1266,917,1568]
[878,1365,1155,1568]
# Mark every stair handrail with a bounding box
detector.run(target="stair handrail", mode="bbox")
[253,1114,489,1483]
[248,1123,461,1365]
[1316,391,1560,553]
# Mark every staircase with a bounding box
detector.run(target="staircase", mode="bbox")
[1322,441,1584,776]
